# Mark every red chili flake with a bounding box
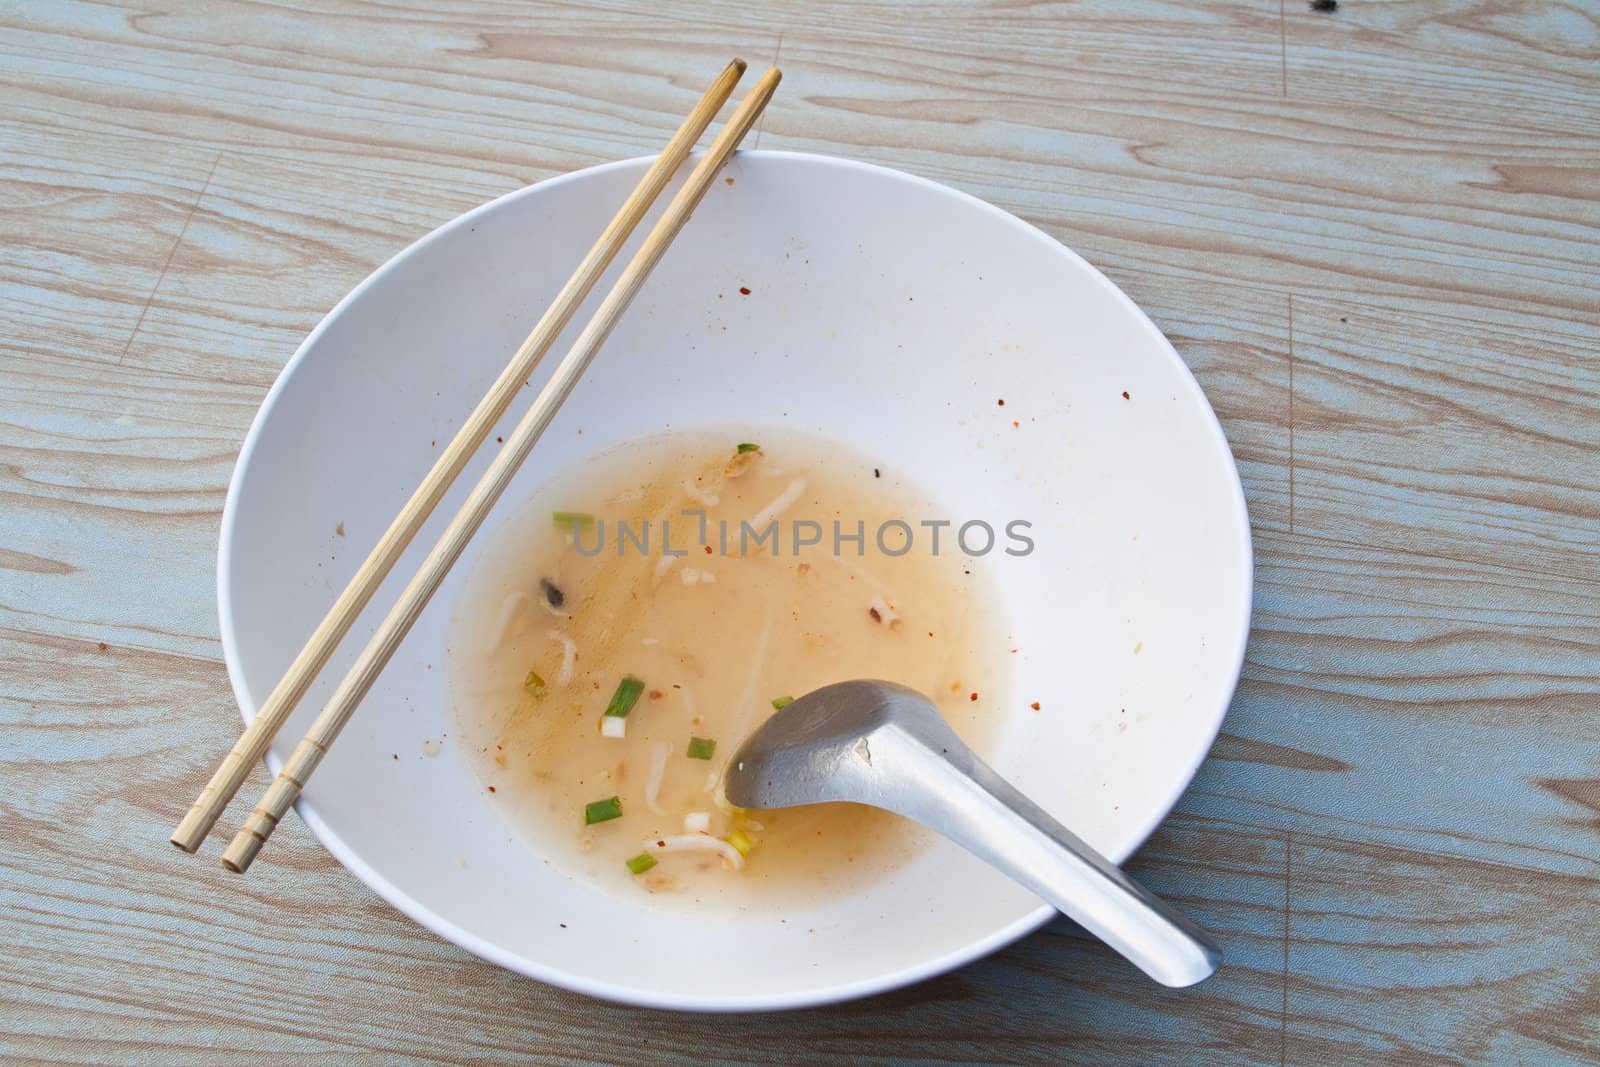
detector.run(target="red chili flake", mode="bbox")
[671,683,681,689]
[738,286,751,295]
[97,642,108,651]
[497,436,503,442]
[487,786,497,793]
[648,689,664,700]
[724,177,735,186]
[997,398,1005,406]
[1122,391,1130,400]
[969,692,979,702]
[1030,701,1041,711]
[869,606,883,622]
[1012,420,1019,428]
[657,840,666,848]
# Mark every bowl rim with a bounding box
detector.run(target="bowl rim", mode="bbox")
[217,148,1254,1012]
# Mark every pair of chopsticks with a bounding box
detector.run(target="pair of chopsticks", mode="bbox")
[172,58,781,873]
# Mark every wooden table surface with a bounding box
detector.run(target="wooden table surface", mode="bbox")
[3,2,1596,1063]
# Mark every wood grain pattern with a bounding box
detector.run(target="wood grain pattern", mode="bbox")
[1186,527,1600,878]
[1284,834,1600,1065]
[2,0,1597,1062]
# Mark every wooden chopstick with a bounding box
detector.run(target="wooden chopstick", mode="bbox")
[168,59,748,854]
[220,67,783,873]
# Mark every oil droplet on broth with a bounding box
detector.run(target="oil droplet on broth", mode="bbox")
[448,428,1010,912]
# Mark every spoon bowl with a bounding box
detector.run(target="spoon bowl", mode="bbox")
[727,680,1224,988]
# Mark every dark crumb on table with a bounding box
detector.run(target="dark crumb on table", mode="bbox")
[1122,391,1131,400]
[335,522,345,537]
[1309,0,1337,10]
[873,467,881,478]
[739,286,751,295]
[97,642,107,651]
[487,786,496,793]
[560,922,567,928]
[724,177,734,185]
[1340,316,1349,323]
[1012,420,1019,428]
[997,398,1005,406]
[393,753,399,760]
[497,436,503,443]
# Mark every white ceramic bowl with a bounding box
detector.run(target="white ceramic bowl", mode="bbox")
[219,150,1252,1011]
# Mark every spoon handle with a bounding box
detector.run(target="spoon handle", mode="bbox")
[879,728,1222,987]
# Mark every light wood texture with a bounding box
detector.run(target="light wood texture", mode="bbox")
[221,66,782,871]
[1,1,1595,1062]
[172,56,749,855]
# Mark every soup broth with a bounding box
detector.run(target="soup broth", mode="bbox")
[449,428,1011,910]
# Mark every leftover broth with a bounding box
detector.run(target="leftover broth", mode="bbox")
[449,428,1010,909]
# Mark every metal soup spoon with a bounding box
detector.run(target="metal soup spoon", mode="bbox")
[723,679,1222,987]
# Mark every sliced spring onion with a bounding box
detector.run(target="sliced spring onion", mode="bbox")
[604,675,646,718]
[583,796,622,825]
[736,442,760,453]
[770,695,794,710]
[686,736,717,760]
[599,715,627,739]
[552,510,595,528]
[725,828,754,856]
[523,670,547,696]
[625,852,657,875]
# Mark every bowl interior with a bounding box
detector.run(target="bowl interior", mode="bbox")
[220,151,1251,1010]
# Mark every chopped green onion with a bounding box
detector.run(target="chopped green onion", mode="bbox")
[770,695,794,710]
[686,736,717,760]
[725,829,754,855]
[736,442,760,453]
[523,670,547,696]
[603,675,646,718]
[625,852,657,875]
[584,796,623,825]
[552,510,595,528]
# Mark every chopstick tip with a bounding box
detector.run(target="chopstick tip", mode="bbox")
[730,57,748,75]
